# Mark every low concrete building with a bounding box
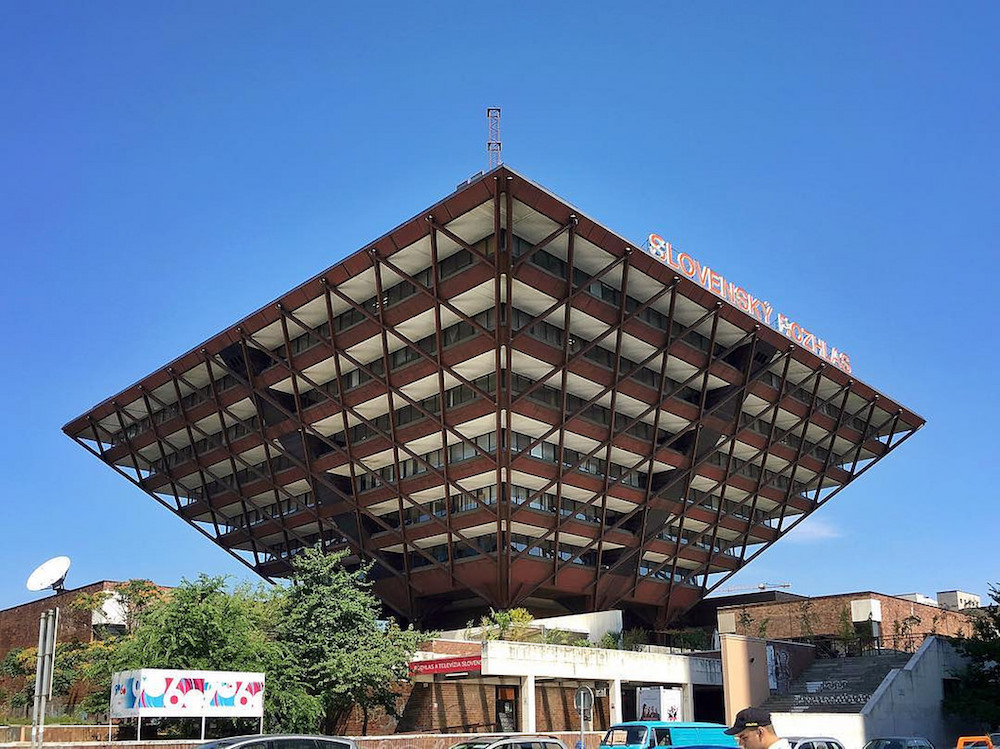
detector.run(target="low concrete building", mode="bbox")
[344,611,727,735]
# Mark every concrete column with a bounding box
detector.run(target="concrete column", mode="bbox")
[720,634,770,724]
[520,674,536,732]
[610,678,623,723]
[681,684,695,722]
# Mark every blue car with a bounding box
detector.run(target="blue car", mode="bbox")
[600,722,737,749]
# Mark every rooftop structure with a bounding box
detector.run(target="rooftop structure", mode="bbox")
[64,167,923,629]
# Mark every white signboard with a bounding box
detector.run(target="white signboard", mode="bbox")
[636,686,684,721]
[110,669,265,718]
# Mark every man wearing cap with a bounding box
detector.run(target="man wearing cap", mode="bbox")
[724,708,789,749]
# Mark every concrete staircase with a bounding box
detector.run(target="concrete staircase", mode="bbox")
[762,652,912,713]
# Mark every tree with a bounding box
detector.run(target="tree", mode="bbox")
[797,600,816,636]
[70,579,164,637]
[597,630,622,649]
[622,627,649,650]
[836,605,857,654]
[757,618,771,639]
[279,548,428,735]
[111,575,321,732]
[944,582,1000,728]
[475,608,536,642]
[737,606,754,633]
[112,580,164,633]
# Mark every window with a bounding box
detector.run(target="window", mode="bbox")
[316,741,351,749]
[275,740,318,749]
[603,729,647,747]
[653,729,672,746]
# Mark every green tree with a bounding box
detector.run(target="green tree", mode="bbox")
[112,580,164,633]
[475,608,536,642]
[112,575,320,732]
[944,583,1000,728]
[737,606,754,633]
[280,548,428,735]
[756,618,770,639]
[621,627,649,650]
[836,605,857,653]
[70,579,163,637]
[597,630,623,650]
[797,600,816,636]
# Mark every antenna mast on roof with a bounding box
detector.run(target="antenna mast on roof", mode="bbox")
[487,107,501,170]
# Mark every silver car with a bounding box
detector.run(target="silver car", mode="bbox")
[862,738,935,749]
[787,738,846,749]
[450,735,569,749]
[197,735,358,749]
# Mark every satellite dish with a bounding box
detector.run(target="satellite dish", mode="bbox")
[26,556,71,594]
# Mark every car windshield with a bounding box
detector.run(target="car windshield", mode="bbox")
[197,741,247,749]
[450,743,494,749]
[603,728,647,746]
[865,740,907,749]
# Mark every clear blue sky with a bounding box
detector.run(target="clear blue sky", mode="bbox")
[2,2,997,612]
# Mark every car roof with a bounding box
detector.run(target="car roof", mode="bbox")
[788,738,843,743]
[865,739,931,743]
[199,736,355,747]
[453,738,564,744]
[611,722,727,728]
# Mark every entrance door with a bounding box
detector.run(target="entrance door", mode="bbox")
[496,685,519,731]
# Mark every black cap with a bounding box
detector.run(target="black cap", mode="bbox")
[724,707,772,735]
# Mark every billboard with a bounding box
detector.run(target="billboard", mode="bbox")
[636,686,684,721]
[110,669,265,718]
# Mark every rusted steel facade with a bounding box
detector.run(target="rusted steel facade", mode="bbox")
[64,167,923,629]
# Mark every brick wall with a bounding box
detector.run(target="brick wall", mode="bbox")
[720,592,973,648]
[4,734,607,749]
[354,733,605,749]
[334,681,610,735]
[0,582,118,659]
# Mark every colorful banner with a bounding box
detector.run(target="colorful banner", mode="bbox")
[110,669,265,718]
[645,234,852,373]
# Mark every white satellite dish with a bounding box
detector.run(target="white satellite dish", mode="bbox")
[26,556,71,594]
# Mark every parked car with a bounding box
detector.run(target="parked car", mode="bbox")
[196,735,357,749]
[787,736,846,749]
[862,738,935,749]
[955,737,995,749]
[599,721,736,749]
[449,735,567,749]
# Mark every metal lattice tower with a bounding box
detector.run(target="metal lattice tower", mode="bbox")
[487,107,501,169]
